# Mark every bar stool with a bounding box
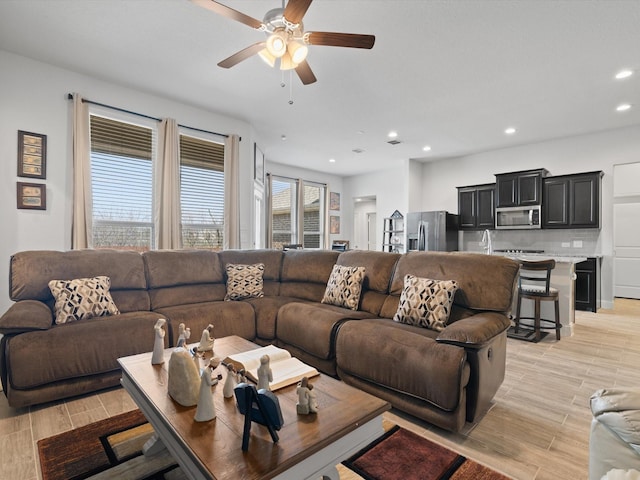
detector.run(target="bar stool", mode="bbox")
[513,259,561,342]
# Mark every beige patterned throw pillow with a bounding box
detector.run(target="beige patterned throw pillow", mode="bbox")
[321,264,366,311]
[48,276,120,324]
[393,274,459,331]
[225,263,265,301]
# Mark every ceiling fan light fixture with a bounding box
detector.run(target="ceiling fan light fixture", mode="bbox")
[266,30,288,58]
[279,51,297,71]
[288,40,308,64]
[258,49,276,67]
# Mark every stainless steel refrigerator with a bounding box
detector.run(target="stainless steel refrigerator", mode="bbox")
[406,211,459,252]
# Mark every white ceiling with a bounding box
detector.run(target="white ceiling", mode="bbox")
[1,0,639,176]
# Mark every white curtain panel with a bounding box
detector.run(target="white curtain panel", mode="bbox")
[156,118,182,249]
[296,178,304,246]
[324,184,330,249]
[266,173,273,248]
[224,134,241,249]
[71,93,93,249]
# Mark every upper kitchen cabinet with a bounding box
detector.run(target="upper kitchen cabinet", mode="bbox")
[457,183,495,230]
[495,168,549,207]
[543,171,603,229]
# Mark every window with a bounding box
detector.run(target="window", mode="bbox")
[179,133,225,250]
[90,114,155,251]
[269,175,327,249]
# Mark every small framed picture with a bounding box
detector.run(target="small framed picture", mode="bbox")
[17,182,46,210]
[18,130,47,179]
[330,215,340,234]
[254,143,265,186]
[330,191,340,211]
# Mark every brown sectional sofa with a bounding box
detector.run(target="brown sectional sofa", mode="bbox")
[0,248,519,432]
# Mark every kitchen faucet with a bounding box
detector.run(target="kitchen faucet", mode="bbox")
[481,229,493,255]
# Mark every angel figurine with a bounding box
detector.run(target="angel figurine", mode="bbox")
[194,359,217,422]
[223,364,237,398]
[197,324,215,353]
[151,318,166,365]
[176,323,191,349]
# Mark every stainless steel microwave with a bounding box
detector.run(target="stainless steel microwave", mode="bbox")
[495,205,541,229]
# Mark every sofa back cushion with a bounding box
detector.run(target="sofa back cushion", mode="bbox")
[280,250,340,301]
[143,250,225,309]
[385,252,518,315]
[218,249,283,296]
[10,250,150,313]
[336,250,400,316]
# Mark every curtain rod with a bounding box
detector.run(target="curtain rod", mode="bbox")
[67,93,234,139]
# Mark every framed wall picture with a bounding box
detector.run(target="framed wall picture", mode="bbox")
[254,143,265,186]
[17,182,46,210]
[18,130,47,179]
[330,215,340,234]
[329,191,340,211]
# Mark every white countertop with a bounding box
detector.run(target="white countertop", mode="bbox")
[491,252,588,264]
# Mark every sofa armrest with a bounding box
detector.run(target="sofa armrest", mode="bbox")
[436,312,510,348]
[0,300,53,334]
[591,388,640,454]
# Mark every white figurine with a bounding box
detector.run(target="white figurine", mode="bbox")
[257,354,273,391]
[151,318,166,365]
[223,364,237,398]
[194,360,217,422]
[308,383,319,413]
[197,324,215,353]
[296,377,310,414]
[176,323,191,349]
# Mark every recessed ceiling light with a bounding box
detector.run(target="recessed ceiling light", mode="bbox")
[615,69,633,80]
[616,103,632,112]
[329,158,336,163]
[504,127,516,135]
[281,134,287,141]
[422,145,432,152]
[388,131,398,138]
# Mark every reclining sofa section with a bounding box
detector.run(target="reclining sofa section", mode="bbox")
[0,248,518,432]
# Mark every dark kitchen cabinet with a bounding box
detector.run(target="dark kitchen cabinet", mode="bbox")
[457,183,495,230]
[543,171,602,229]
[575,257,598,312]
[496,169,548,207]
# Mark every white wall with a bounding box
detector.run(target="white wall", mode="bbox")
[0,50,253,313]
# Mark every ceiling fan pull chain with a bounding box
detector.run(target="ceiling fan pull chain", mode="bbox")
[281,69,286,88]
[289,71,294,105]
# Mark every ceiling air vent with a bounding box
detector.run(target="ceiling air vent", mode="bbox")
[387,139,402,145]
[352,148,364,154]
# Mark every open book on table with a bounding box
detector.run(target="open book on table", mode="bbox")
[223,345,319,391]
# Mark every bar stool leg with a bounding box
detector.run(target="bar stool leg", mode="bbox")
[514,294,523,334]
[554,298,561,340]
[534,298,541,342]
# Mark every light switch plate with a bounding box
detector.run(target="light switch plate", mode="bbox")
[573,240,583,248]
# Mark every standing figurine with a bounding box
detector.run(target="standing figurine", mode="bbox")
[223,364,237,398]
[176,323,191,349]
[257,354,273,391]
[197,324,215,353]
[296,377,310,414]
[308,383,319,413]
[194,358,219,422]
[151,318,166,365]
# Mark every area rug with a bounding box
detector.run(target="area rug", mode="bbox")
[39,410,510,480]
[37,409,179,480]
[342,425,512,480]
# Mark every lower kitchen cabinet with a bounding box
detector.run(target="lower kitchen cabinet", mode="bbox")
[575,257,598,312]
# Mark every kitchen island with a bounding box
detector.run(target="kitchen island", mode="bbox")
[501,254,587,338]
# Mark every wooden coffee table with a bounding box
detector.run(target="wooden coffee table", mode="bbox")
[118,335,390,480]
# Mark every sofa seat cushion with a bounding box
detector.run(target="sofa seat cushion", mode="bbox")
[242,296,310,340]
[336,319,469,412]
[155,300,255,346]
[5,311,160,389]
[276,302,371,360]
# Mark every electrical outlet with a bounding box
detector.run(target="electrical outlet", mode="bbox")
[573,240,583,248]
[561,242,570,248]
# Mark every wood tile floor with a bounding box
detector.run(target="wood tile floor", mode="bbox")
[1,298,639,480]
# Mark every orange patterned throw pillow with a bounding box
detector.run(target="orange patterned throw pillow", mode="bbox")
[321,264,366,311]
[48,276,120,324]
[225,263,265,301]
[393,274,459,331]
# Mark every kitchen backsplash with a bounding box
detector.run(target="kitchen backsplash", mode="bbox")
[460,228,601,256]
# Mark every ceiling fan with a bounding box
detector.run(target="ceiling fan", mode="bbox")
[191,0,376,85]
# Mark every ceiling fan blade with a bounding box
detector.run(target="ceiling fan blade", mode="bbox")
[284,0,313,24]
[191,0,264,30]
[218,42,266,68]
[306,32,375,49]
[295,60,317,85]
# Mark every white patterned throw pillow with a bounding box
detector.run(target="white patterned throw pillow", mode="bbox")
[225,263,265,301]
[321,264,366,311]
[393,274,459,331]
[48,276,120,324]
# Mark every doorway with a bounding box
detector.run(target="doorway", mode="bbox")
[613,162,640,299]
[352,196,376,250]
